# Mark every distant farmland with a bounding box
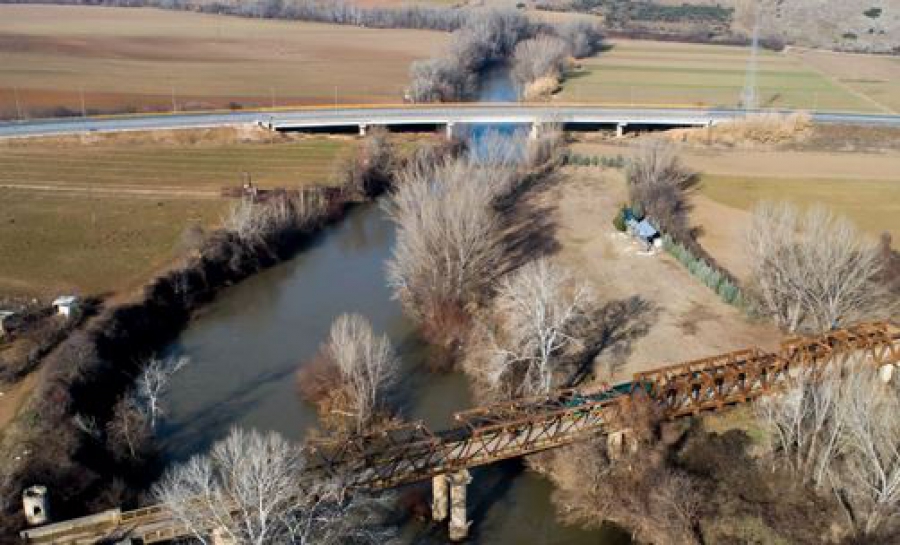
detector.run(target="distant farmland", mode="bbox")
[0,4,448,119]
[558,39,887,113]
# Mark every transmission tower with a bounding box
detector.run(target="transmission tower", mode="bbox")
[740,9,760,111]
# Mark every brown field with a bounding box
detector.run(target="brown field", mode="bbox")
[0,128,357,298]
[789,47,900,113]
[0,5,448,119]
[571,137,900,279]
[547,166,779,382]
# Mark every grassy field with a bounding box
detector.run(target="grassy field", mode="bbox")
[699,174,900,240]
[0,190,228,297]
[558,39,883,112]
[0,130,355,297]
[789,48,900,113]
[0,5,447,119]
[0,133,352,193]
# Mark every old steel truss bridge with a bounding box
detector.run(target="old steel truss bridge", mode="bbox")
[20,321,900,544]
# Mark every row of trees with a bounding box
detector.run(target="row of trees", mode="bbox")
[8,0,469,31]
[408,10,603,102]
[757,362,900,537]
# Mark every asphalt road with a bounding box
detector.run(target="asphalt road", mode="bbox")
[2,106,900,138]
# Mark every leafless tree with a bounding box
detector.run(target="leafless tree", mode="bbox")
[551,19,604,58]
[333,127,396,200]
[153,427,393,545]
[474,259,595,397]
[135,355,189,429]
[625,138,696,237]
[512,35,571,94]
[383,157,505,344]
[224,192,330,249]
[322,314,399,432]
[746,202,887,333]
[757,359,900,536]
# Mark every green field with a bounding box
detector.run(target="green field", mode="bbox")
[0,137,351,192]
[559,40,879,112]
[699,174,900,240]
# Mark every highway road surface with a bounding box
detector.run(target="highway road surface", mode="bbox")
[2,106,900,138]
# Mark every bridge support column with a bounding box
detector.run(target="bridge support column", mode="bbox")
[880,363,895,383]
[448,469,472,541]
[616,123,627,138]
[359,124,367,137]
[445,122,456,140]
[432,473,449,521]
[529,122,541,141]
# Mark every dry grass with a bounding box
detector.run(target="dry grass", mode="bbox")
[0,129,353,193]
[0,189,229,297]
[0,5,448,118]
[557,39,880,112]
[670,112,812,147]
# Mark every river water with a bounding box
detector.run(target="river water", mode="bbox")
[159,67,629,544]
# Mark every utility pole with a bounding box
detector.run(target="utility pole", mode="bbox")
[171,84,178,113]
[13,86,23,121]
[270,87,276,109]
[740,5,760,112]
[334,85,338,109]
[79,85,87,118]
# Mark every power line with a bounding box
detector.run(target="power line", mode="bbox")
[741,6,760,111]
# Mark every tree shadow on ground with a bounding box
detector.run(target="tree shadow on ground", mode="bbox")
[567,295,657,387]
[496,168,563,277]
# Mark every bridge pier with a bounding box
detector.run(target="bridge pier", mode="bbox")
[445,122,456,140]
[880,363,895,383]
[359,124,368,137]
[616,123,627,138]
[529,122,540,141]
[432,473,449,521]
[448,469,472,541]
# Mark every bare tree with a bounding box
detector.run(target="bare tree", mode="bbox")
[322,314,399,432]
[757,360,900,536]
[512,35,571,97]
[135,355,189,429]
[473,259,595,397]
[333,127,396,200]
[746,202,887,333]
[383,157,505,345]
[153,427,393,545]
[625,139,696,237]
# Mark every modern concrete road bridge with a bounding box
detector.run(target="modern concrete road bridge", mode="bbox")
[19,322,900,544]
[3,104,900,139]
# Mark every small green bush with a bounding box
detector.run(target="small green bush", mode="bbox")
[613,208,627,232]
[864,7,882,18]
[662,234,743,307]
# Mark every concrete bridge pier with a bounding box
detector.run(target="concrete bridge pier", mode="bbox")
[529,122,541,141]
[432,473,449,521]
[359,124,368,137]
[616,123,627,138]
[445,122,456,140]
[880,363,895,383]
[448,469,472,541]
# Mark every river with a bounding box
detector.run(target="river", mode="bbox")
[159,67,629,544]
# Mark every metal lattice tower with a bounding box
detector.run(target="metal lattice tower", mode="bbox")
[741,11,760,111]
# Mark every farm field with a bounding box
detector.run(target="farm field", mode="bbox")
[0,130,356,297]
[0,133,353,193]
[0,5,448,119]
[557,39,884,112]
[0,190,228,297]
[790,48,900,113]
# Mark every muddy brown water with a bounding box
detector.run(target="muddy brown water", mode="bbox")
[159,204,628,544]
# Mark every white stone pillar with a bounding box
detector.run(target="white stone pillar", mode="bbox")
[22,485,50,526]
[359,124,367,137]
[616,123,626,138]
[529,123,540,141]
[879,363,894,383]
[448,469,472,541]
[445,122,455,140]
[607,430,626,460]
[432,473,450,521]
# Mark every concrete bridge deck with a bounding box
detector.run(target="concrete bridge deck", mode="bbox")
[3,104,900,139]
[19,322,900,544]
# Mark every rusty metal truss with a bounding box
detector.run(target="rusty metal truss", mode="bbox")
[20,322,900,544]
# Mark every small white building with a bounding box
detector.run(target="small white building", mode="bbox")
[52,296,80,319]
[0,310,16,337]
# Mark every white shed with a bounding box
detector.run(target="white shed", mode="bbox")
[0,311,15,336]
[52,296,80,319]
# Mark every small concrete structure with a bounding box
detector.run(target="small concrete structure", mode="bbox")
[358,124,368,136]
[529,122,540,140]
[23,485,50,526]
[52,296,79,319]
[616,122,627,138]
[432,473,450,522]
[0,310,16,337]
[445,122,456,140]
[448,469,472,541]
[880,363,894,383]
